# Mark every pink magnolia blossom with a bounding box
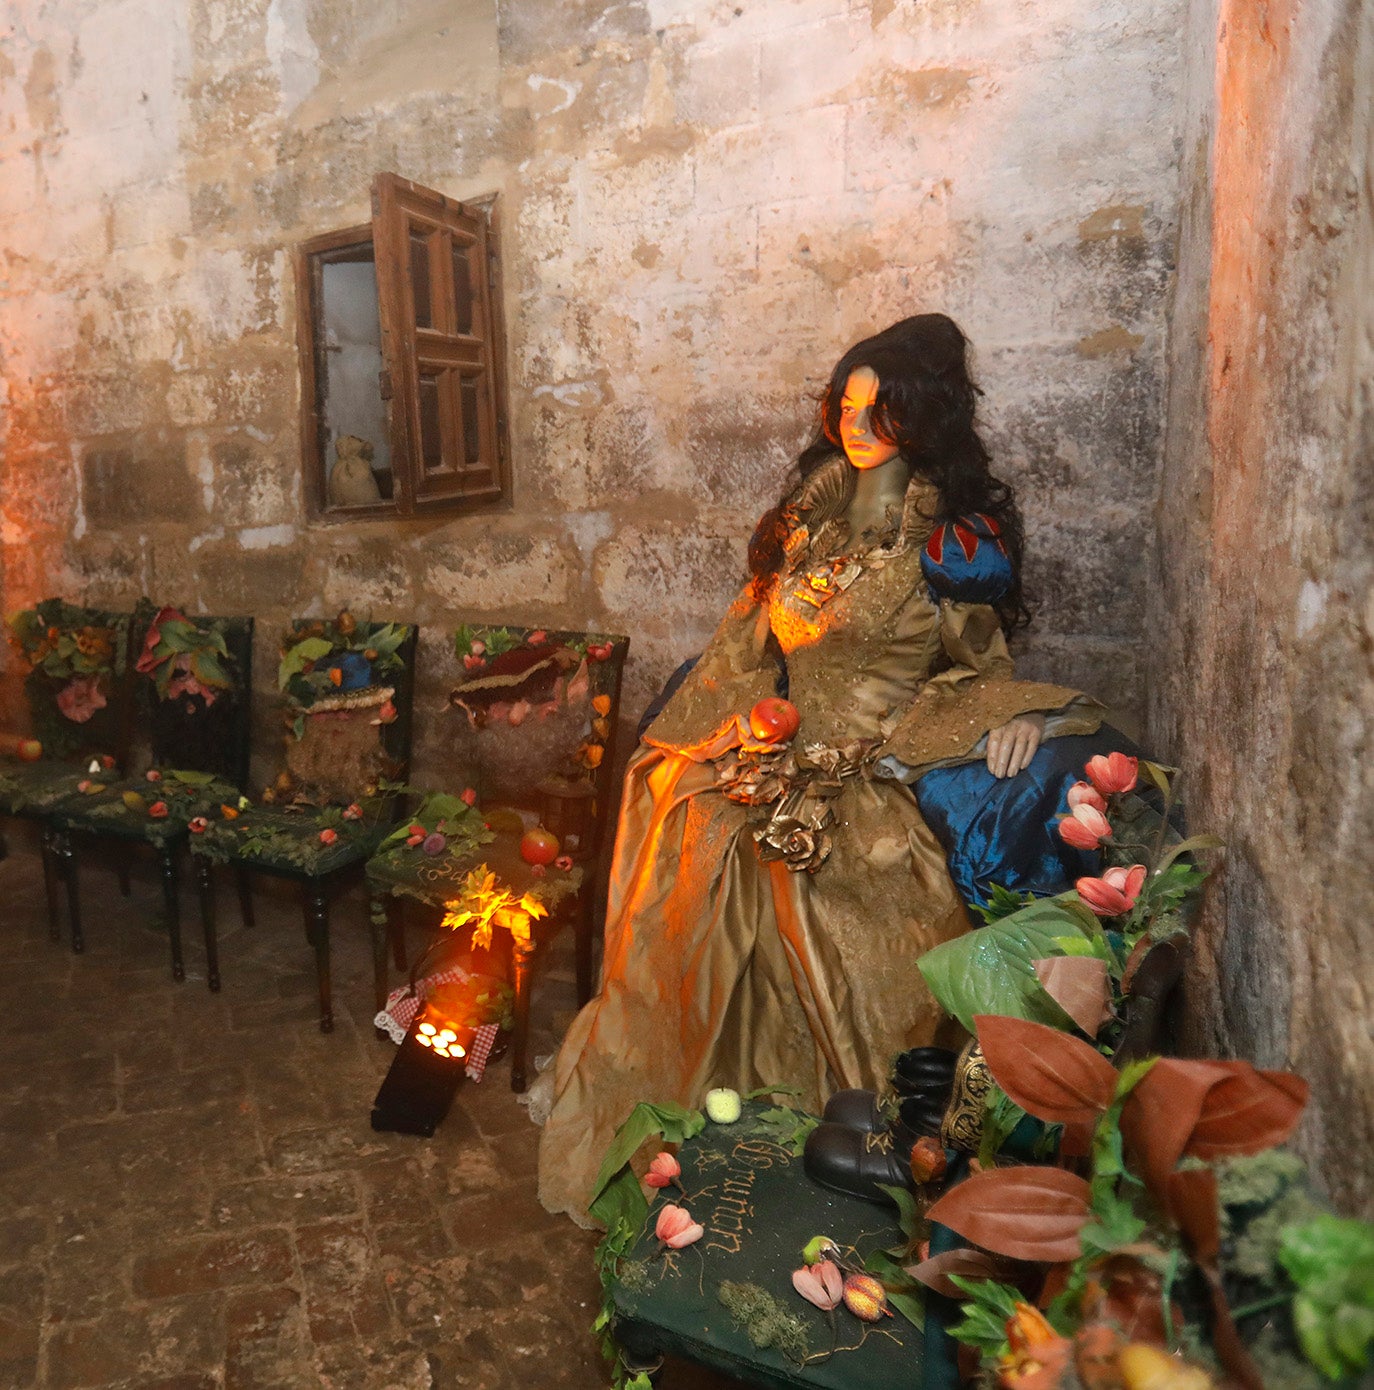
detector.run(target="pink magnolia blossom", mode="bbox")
[792,1260,844,1310]
[56,675,107,724]
[1058,803,1112,851]
[1066,780,1108,815]
[1085,751,1139,797]
[1076,864,1148,917]
[645,1152,681,1189]
[654,1204,704,1249]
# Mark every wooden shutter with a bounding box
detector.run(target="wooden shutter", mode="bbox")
[372,172,508,513]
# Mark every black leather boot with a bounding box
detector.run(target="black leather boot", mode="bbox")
[803,1094,947,1204]
[819,1047,959,1133]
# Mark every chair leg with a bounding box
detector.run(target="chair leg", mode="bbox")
[234,866,255,928]
[574,883,596,1008]
[304,888,333,1034]
[368,892,391,1018]
[196,857,221,992]
[40,827,63,944]
[510,938,534,1093]
[55,831,84,955]
[117,862,131,897]
[159,846,185,983]
[390,906,407,972]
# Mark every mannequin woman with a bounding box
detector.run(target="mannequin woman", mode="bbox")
[537,314,1102,1222]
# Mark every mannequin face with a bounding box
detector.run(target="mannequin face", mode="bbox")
[838,366,900,470]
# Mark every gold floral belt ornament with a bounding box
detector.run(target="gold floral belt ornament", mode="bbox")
[715,737,876,874]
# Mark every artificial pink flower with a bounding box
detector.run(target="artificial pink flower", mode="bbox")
[645,1152,681,1189]
[654,1204,704,1250]
[319,828,338,845]
[554,854,574,872]
[1066,780,1108,815]
[792,1260,844,1310]
[1058,803,1112,850]
[188,817,209,834]
[165,656,218,707]
[56,675,107,724]
[1085,752,1139,797]
[146,769,162,782]
[1076,864,1148,917]
[371,700,397,726]
[460,787,478,806]
[529,863,547,878]
[342,803,363,820]
[469,639,486,656]
[462,654,486,672]
[77,779,92,793]
[507,699,531,727]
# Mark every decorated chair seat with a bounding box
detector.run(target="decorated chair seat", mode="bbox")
[365,623,628,1090]
[45,609,253,979]
[189,614,418,1032]
[1,599,138,936]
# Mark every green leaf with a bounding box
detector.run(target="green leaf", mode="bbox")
[169,769,216,787]
[1153,833,1224,876]
[277,637,334,689]
[1279,1213,1374,1379]
[190,648,230,688]
[863,1247,925,1330]
[587,1101,706,1231]
[968,882,1039,926]
[947,1275,1022,1360]
[918,893,1090,1035]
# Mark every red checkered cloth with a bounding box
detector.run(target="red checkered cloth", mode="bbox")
[373,966,502,1083]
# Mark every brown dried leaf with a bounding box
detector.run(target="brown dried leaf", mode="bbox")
[905,1247,1009,1298]
[926,1164,1092,1263]
[1166,1167,1220,1259]
[1120,1057,1230,1198]
[974,1014,1117,1125]
[1034,956,1112,1037]
[1187,1065,1308,1159]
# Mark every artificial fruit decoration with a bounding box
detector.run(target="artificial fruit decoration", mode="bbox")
[841,1273,891,1321]
[748,696,801,744]
[705,1087,742,1123]
[519,827,560,865]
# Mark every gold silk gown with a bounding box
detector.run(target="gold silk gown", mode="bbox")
[536,460,1099,1222]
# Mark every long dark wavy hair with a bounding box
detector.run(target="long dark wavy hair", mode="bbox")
[747,313,1030,630]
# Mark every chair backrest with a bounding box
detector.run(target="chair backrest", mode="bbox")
[136,610,255,790]
[276,615,419,805]
[5,598,138,766]
[447,624,629,862]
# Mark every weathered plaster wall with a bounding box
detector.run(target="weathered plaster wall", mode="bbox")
[0,0,1184,780]
[1151,0,1374,1215]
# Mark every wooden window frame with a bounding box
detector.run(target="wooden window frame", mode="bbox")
[296,173,513,522]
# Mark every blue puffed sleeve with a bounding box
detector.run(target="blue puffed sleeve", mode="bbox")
[921,513,1014,605]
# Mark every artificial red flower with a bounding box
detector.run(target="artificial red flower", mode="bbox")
[342,803,363,820]
[149,801,169,819]
[554,854,574,872]
[188,817,209,834]
[654,1204,704,1249]
[460,787,478,806]
[1059,803,1112,850]
[406,833,425,848]
[1085,752,1138,797]
[100,754,116,770]
[319,828,338,845]
[645,1152,681,1188]
[56,675,107,724]
[1076,864,1148,917]
[469,639,486,655]
[1066,780,1107,814]
[997,1302,1074,1389]
[462,654,486,672]
[529,863,547,878]
[527,630,547,645]
[792,1259,844,1310]
[371,700,397,726]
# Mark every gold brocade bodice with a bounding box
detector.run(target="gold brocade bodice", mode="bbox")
[767,469,945,750]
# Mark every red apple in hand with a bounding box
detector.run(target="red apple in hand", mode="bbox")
[520,827,560,866]
[748,697,800,744]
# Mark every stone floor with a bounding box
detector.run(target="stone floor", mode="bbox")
[0,832,740,1390]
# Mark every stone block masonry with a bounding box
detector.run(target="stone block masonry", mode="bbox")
[0,0,1184,786]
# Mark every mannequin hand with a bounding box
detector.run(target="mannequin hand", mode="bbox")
[986,714,1045,779]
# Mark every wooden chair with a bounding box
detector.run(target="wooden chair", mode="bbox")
[189,615,418,1032]
[365,623,628,1089]
[47,610,254,980]
[0,599,139,938]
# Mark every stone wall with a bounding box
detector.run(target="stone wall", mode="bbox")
[0,0,1185,778]
[1152,0,1374,1214]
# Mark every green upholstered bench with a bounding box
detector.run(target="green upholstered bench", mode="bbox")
[609,1105,922,1389]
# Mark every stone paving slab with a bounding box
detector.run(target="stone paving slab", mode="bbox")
[0,838,741,1389]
